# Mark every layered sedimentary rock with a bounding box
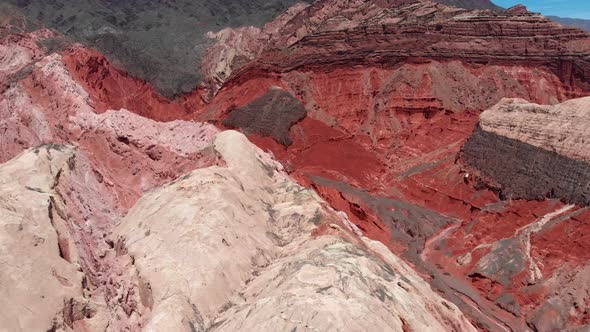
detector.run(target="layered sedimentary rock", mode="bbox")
[203,0,590,103]
[463,97,590,205]
[199,0,590,176]
[192,4,590,329]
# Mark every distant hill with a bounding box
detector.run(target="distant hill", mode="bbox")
[549,16,590,32]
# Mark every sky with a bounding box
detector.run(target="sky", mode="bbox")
[494,0,590,19]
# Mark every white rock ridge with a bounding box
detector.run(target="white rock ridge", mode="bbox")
[115,130,477,332]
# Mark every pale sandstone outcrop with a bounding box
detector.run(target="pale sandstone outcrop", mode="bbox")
[0,145,85,332]
[211,236,473,332]
[463,96,590,205]
[0,144,157,331]
[115,130,477,332]
[0,47,222,331]
[479,97,590,163]
[0,132,477,331]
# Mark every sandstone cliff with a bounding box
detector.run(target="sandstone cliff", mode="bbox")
[463,96,590,205]
[202,0,590,105]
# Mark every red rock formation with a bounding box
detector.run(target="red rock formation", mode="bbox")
[3,0,590,330]
[62,46,200,122]
[203,0,590,102]
[0,32,221,208]
[0,28,480,332]
[190,1,590,330]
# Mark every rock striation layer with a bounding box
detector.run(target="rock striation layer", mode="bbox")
[203,0,590,103]
[463,97,590,205]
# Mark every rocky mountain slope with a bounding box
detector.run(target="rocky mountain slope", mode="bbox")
[193,1,590,330]
[550,16,590,32]
[2,0,590,331]
[6,0,302,96]
[201,0,590,105]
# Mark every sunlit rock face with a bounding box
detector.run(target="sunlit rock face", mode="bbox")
[114,130,477,332]
[463,97,590,205]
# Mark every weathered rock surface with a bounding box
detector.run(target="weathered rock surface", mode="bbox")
[0,40,220,207]
[0,143,157,331]
[0,146,85,332]
[115,130,477,332]
[478,97,590,163]
[463,97,590,205]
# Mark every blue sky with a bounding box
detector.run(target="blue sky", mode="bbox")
[494,0,590,19]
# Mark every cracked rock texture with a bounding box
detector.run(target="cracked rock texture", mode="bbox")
[0,146,85,332]
[114,130,476,332]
